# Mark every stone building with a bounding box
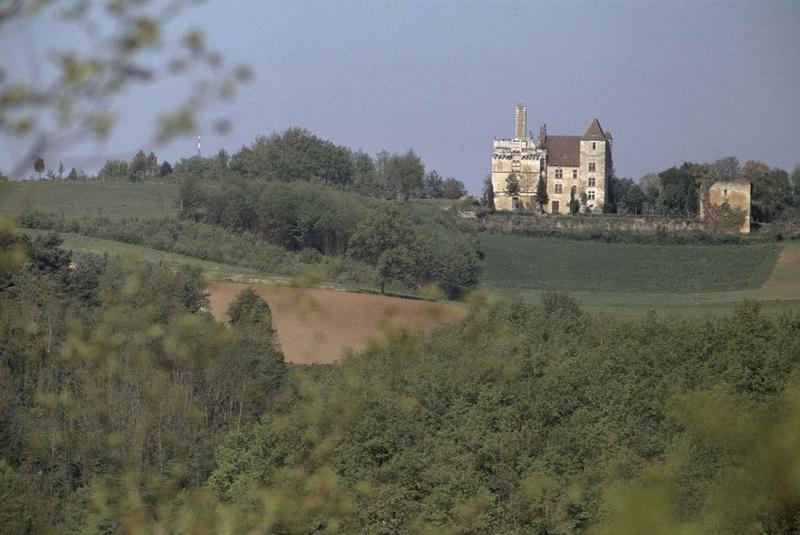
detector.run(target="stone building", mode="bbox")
[491,104,613,213]
[699,181,751,233]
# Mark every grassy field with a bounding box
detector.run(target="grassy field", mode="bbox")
[479,233,800,315]
[0,181,179,219]
[479,233,780,293]
[20,229,275,282]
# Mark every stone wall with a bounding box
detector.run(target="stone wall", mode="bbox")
[482,213,701,234]
[699,181,751,233]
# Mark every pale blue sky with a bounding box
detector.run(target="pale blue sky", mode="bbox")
[3,0,800,192]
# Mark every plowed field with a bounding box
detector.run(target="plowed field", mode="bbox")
[207,282,467,364]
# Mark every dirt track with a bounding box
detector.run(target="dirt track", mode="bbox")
[207,282,468,364]
[763,244,800,290]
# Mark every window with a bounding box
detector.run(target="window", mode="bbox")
[555,183,563,194]
[588,190,596,200]
[588,177,596,187]
[555,169,563,179]
[588,162,596,172]
[592,142,596,150]
[572,169,577,179]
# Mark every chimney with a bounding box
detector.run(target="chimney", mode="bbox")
[515,104,527,139]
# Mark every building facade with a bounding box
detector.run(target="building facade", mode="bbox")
[491,104,613,214]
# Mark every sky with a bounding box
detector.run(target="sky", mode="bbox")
[2,0,800,192]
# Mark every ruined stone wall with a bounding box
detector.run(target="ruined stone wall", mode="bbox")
[482,213,701,233]
[700,181,751,233]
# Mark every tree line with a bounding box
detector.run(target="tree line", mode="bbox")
[608,156,800,223]
[94,128,467,200]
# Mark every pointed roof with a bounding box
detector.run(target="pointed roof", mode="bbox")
[582,118,606,140]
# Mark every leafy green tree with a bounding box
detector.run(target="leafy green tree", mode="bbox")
[349,207,414,264]
[423,170,445,198]
[483,175,495,211]
[656,162,712,216]
[569,185,580,214]
[742,160,792,222]
[442,177,467,199]
[382,149,424,199]
[230,128,354,185]
[130,149,148,181]
[352,150,377,194]
[791,166,800,205]
[33,157,44,179]
[611,177,646,214]
[97,159,130,181]
[506,173,521,197]
[159,160,173,178]
[227,287,272,326]
[536,177,548,213]
[377,245,418,293]
[711,155,741,178]
[639,173,661,214]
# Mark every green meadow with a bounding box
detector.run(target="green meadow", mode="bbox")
[0,180,179,219]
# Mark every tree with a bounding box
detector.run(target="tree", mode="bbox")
[506,173,521,197]
[227,287,272,327]
[613,178,645,215]
[423,170,445,198]
[657,163,709,216]
[33,157,44,179]
[66,167,78,181]
[382,150,424,199]
[483,175,495,212]
[130,150,148,181]
[229,128,354,185]
[377,246,418,294]
[57,161,64,180]
[352,150,377,194]
[0,1,250,179]
[639,173,661,214]
[159,160,174,178]
[97,159,130,181]
[442,177,467,199]
[711,156,741,179]
[569,186,579,214]
[791,166,800,206]
[146,151,159,179]
[535,177,548,213]
[742,160,791,222]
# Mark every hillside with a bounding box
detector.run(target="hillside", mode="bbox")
[5,180,799,316]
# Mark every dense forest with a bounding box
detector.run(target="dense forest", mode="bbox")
[1,228,798,533]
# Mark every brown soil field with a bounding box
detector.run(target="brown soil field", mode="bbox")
[763,243,800,290]
[206,282,468,364]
